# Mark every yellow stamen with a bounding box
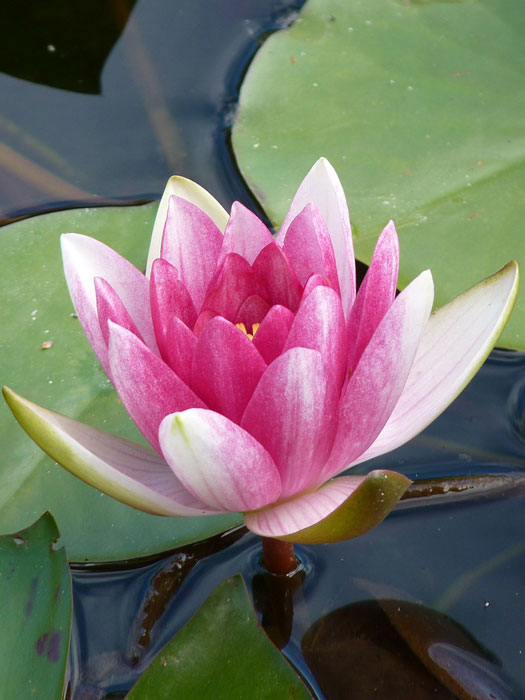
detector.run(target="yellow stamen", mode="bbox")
[235,322,261,341]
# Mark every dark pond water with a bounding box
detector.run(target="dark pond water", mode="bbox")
[1,2,524,698]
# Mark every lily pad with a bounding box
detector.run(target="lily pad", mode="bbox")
[127,574,312,699]
[232,0,525,349]
[0,513,71,699]
[0,204,241,562]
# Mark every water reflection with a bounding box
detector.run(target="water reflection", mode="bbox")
[0,0,304,223]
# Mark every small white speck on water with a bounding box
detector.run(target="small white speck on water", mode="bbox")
[312,82,319,87]
[347,26,354,32]
[408,85,414,91]
[253,143,260,149]
[484,601,490,608]
[47,44,56,53]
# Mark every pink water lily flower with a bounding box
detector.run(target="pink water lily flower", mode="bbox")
[4,159,518,544]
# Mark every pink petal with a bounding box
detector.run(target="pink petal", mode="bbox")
[61,233,158,376]
[284,284,347,393]
[251,243,302,312]
[95,277,144,347]
[282,203,340,294]
[146,175,229,278]
[354,261,519,464]
[108,322,205,452]
[191,317,267,424]
[2,386,219,517]
[252,305,295,364]
[159,408,282,512]
[150,258,197,356]
[161,195,223,311]
[302,273,331,300]
[245,475,365,537]
[347,221,399,373]
[319,270,434,483]
[278,158,356,321]
[193,309,217,337]
[164,315,197,387]
[201,253,265,322]
[241,347,336,498]
[234,295,271,329]
[217,201,275,267]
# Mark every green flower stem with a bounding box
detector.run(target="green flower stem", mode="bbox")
[261,537,296,575]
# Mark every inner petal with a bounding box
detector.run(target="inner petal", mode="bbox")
[201,252,266,322]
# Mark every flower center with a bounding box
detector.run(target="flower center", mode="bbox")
[235,322,261,340]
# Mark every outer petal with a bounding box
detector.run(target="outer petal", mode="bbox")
[252,305,295,364]
[159,408,282,511]
[282,203,340,294]
[320,270,434,482]
[241,348,335,498]
[2,387,217,516]
[191,317,267,424]
[146,175,229,277]
[354,261,519,464]
[160,195,223,311]
[244,471,411,542]
[278,158,356,321]
[218,201,275,267]
[346,221,399,373]
[61,233,158,376]
[284,284,347,392]
[108,322,205,452]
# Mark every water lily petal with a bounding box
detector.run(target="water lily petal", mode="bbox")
[95,277,144,347]
[284,284,347,392]
[191,317,267,424]
[164,315,197,387]
[355,261,519,464]
[320,270,434,482]
[346,220,399,373]
[159,408,281,511]
[160,195,223,310]
[193,309,217,337]
[202,253,265,322]
[218,201,275,266]
[301,273,331,300]
[150,258,197,359]
[234,295,271,329]
[251,242,302,312]
[244,470,411,542]
[2,387,216,516]
[278,158,355,321]
[108,322,204,452]
[146,175,229,277]
[252,305,295,364]
[282,203,340,294]
[61,233,157,376]
[242,347,335,498]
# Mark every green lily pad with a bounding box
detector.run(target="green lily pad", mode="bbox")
[0,205,241,562]
[127,574,312,700]
[232,0,525,350]
[0,513,71,699]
